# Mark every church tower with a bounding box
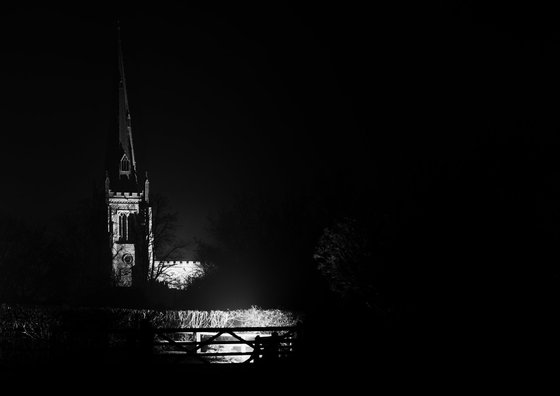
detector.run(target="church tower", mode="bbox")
[105,25,154,287]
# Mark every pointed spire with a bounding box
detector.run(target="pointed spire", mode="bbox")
[117,21,137,182]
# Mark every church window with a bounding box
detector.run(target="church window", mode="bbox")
[121,155,130,172]
[119,213,128,241]
[128,214,136,242]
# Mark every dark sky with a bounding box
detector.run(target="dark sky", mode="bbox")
[2,3,560,261]
[0,4,373,254]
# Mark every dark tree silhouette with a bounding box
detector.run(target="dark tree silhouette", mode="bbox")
[147,192,191,284]
[313,217,376,309]
[193,190,345,308]
[0,211,80,304]
[0,213,40,302]
[48,194,111,299]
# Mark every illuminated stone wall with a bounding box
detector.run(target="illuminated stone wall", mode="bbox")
[107,190,146,287]
[112,243,135,287]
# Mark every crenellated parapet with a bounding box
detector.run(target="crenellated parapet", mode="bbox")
[107,190,144,199]
[155,260,201,266]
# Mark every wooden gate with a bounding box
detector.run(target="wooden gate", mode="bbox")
[145,326,301,364]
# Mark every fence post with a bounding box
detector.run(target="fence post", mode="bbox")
[253,335,262,364]
[266,332,280,364]
[292,323,303,361]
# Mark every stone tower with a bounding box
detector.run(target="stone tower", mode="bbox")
[105,25,154,287]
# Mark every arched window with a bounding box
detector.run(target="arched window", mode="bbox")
[119,213,128,241]
[121,155,130,172]
[128,214,136,242]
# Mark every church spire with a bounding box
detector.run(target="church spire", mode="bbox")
[117,21,137,183]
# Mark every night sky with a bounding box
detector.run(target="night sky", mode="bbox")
[2,2,560,284]
[0,4,376,254]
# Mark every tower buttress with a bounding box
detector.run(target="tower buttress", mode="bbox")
[144,171,150,204]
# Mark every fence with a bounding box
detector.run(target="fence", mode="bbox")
[121,325,302,364]
[1,324,302,366]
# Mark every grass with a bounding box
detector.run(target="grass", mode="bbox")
[0,303,303,344]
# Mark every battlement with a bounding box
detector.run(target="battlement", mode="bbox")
[154,260,204,289]
[108,190,144,199]
[154,260,201,266]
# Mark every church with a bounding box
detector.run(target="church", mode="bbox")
[103,26,202,289]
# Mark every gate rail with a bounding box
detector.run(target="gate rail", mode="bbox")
[112,325,302,364]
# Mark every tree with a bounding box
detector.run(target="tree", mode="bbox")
[49,194,112,296]
[313,216,393,317]
[0,213,38,301]
[0,212,75,303]
[147,193,191,284]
